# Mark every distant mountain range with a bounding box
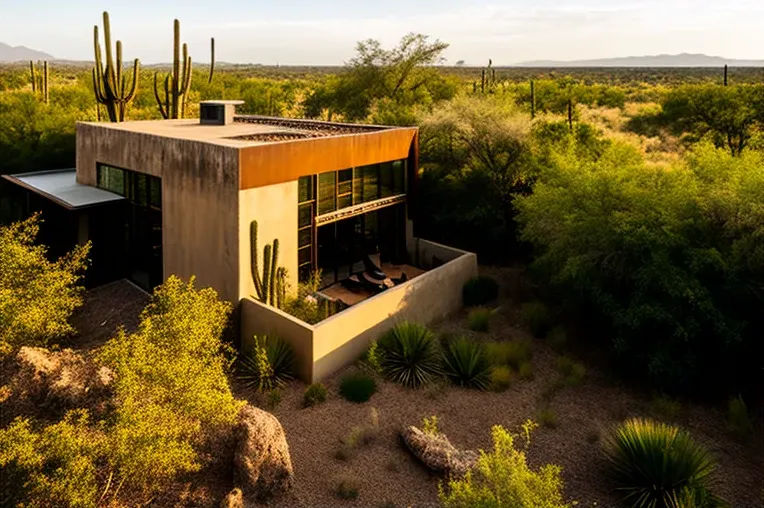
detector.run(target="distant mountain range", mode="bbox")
[515,53,764,67]
[0,43,54,62]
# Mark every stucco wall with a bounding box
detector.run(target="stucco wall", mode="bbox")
[410,238,471,269]
[240,297,315,381]
[238,181,299,301]
[311,246,477,381]
[75,123,241,302]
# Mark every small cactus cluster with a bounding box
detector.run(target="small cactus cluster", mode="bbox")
[153,19,193,119]
[474,59,499,94]
[92,11,140,122]
[251,220,287,308]
[29,60,49,104]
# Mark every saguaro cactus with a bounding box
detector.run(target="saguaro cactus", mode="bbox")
[567,99,574,132]
[723,64,728,86]
[208,37,215,84]
[92,11,140,122]
[153,19,192,119]
[250,220,287,307]
[29,60,49,103]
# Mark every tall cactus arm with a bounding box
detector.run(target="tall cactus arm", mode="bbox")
[171,19,181,119]
[208,37,215,84]
[153,72,169,120]
[30,61,36,92]
[269,239,280,306]
[115,40,123,96]
[262,245,272,304]
[250,221,263,299]
[124,58,139,102]
[102,12,118,96]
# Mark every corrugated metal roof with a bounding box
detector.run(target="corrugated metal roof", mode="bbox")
[2,169,124,210]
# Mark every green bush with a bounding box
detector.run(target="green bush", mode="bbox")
[604,418,720,508]
[442,337,492,390]
[538,407,558,428]
[462,276,500,307]
[238,335,295,392]
[555,356,586,386]
[485,339,532,369]
[0,411,102,508]
[303,383,328,408]
[339,372,377,403]
[490,366,513,392]
[467,307,492,332]
[518,361,534,380]
[363,339,383,374]
[377,322,441,388]
[439,424,567,508]
[547,326,568,352]
[334,474,359,499]
[521,301,552,338]
[727,395,754,440]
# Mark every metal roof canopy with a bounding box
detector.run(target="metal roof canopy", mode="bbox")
[2,169,125,210]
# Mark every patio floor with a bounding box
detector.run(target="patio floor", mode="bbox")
[320,262,426,307]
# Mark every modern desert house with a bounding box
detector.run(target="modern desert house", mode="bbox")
[1,101,477,381]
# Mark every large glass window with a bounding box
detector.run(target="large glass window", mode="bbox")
[96,164,162,290]
[298,175,315,282]
[317,172,336,215]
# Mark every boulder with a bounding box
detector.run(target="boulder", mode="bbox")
[12,347,112,408]
[400,426,478,477]
[233,404,294,499]
[220,488,244,508]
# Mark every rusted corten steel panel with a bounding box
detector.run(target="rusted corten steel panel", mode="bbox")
[238,127,418,189]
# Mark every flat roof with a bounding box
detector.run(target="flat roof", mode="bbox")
[2,169,125,210]
[77,115,401,148]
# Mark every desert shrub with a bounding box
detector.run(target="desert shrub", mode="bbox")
[439,424,568,508]
[521,301,552,338]
[517,141,764,397]
[485,339,532,369]
[462,276,500,306]
[727,395,754,440]
[363,339,383,374]
[547,326,568,352]
[378,322,441,388]
[339,372,377,403]
[651,394,682,420]
[266,388,282,409]
[0,411,102,508]
[467,307,492,332]
[303,383,328,408]
[490,366,513,392]
[335,408,379,460]
[538,407,558,428]
[333,474,359,499]
[422,415,439,435]
[442,337,492,390]
[555,356,586,386]
[99,276,244,491]
[604,418,719,508]
[238,335,295,392]
[0,214,90,356]
[518,361,534,380]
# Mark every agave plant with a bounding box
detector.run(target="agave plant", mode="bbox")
[238,335,295,392]
[604,418,721,508]
[442,336,492,390]
[377,322,442,388]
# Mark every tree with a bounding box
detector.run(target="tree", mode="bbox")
[303,33,452,121]
[455,60,466,67]
[0,214,89,357]
[662,84,764,156]
[98,275,243,491]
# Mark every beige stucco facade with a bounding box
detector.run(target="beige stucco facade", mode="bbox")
[73,114,473,381]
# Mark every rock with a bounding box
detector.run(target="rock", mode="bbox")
[12,347,112,408]
[233,404,294,499]
[220,488,244,508]
[400,426,478,477]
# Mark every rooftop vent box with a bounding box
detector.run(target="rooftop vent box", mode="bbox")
[199,100,244,126]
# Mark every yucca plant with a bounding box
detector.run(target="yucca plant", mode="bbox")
[604,418,721,508]
[442,337,492,390]
[238,335,295,392]
[377,322,442,388]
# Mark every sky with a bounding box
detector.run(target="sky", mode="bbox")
[1,0,762,65]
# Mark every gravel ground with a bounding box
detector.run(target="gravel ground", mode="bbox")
[243,270,762,508]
